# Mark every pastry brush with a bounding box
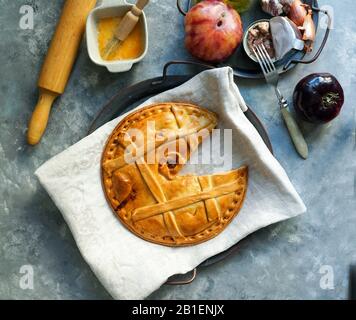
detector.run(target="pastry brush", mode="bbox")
[103,0,149,59]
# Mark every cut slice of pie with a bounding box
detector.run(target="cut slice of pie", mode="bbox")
[101,102,248,246]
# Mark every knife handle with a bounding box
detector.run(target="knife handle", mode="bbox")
[281,106,309,159]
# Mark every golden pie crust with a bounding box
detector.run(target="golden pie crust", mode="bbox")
[101,102,248,246]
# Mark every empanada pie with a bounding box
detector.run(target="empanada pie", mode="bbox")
[102,102,248,246]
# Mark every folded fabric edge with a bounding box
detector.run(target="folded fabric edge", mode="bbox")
[225,70,307,216]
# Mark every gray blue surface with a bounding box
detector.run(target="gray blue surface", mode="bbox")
[0,0,355,300]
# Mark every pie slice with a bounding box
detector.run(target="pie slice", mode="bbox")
[101,102,248,246]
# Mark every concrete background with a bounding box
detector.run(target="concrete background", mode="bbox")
[0,0,355,299]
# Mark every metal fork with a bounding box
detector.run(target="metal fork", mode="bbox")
[253,44,308,159]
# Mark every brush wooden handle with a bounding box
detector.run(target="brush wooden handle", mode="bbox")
[27,0,96,145]
[136,0,150,10]
[115,0,149,41]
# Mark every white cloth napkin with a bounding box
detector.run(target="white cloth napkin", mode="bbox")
[36,67,306,300]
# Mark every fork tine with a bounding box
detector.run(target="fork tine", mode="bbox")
[256,45,273,73]
[259,44,276,72]
[252,46,268,76]
[252,47,264,73]
[255,45,272,74]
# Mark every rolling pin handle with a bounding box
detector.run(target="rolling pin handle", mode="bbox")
[27,89,58,145]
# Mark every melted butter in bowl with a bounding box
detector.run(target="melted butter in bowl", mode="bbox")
[98,17,144,61]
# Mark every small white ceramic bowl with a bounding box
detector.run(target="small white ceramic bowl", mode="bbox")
[86,0,148,73]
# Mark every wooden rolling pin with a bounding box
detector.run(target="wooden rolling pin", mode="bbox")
[27,0,96,145]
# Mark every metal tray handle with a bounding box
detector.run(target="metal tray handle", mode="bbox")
[283,6,332,70]
[177,0,189,16]
[156,60,214,84]
[166,268,197,286]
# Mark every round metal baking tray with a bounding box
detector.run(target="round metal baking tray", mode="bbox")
[88,61,274,285]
